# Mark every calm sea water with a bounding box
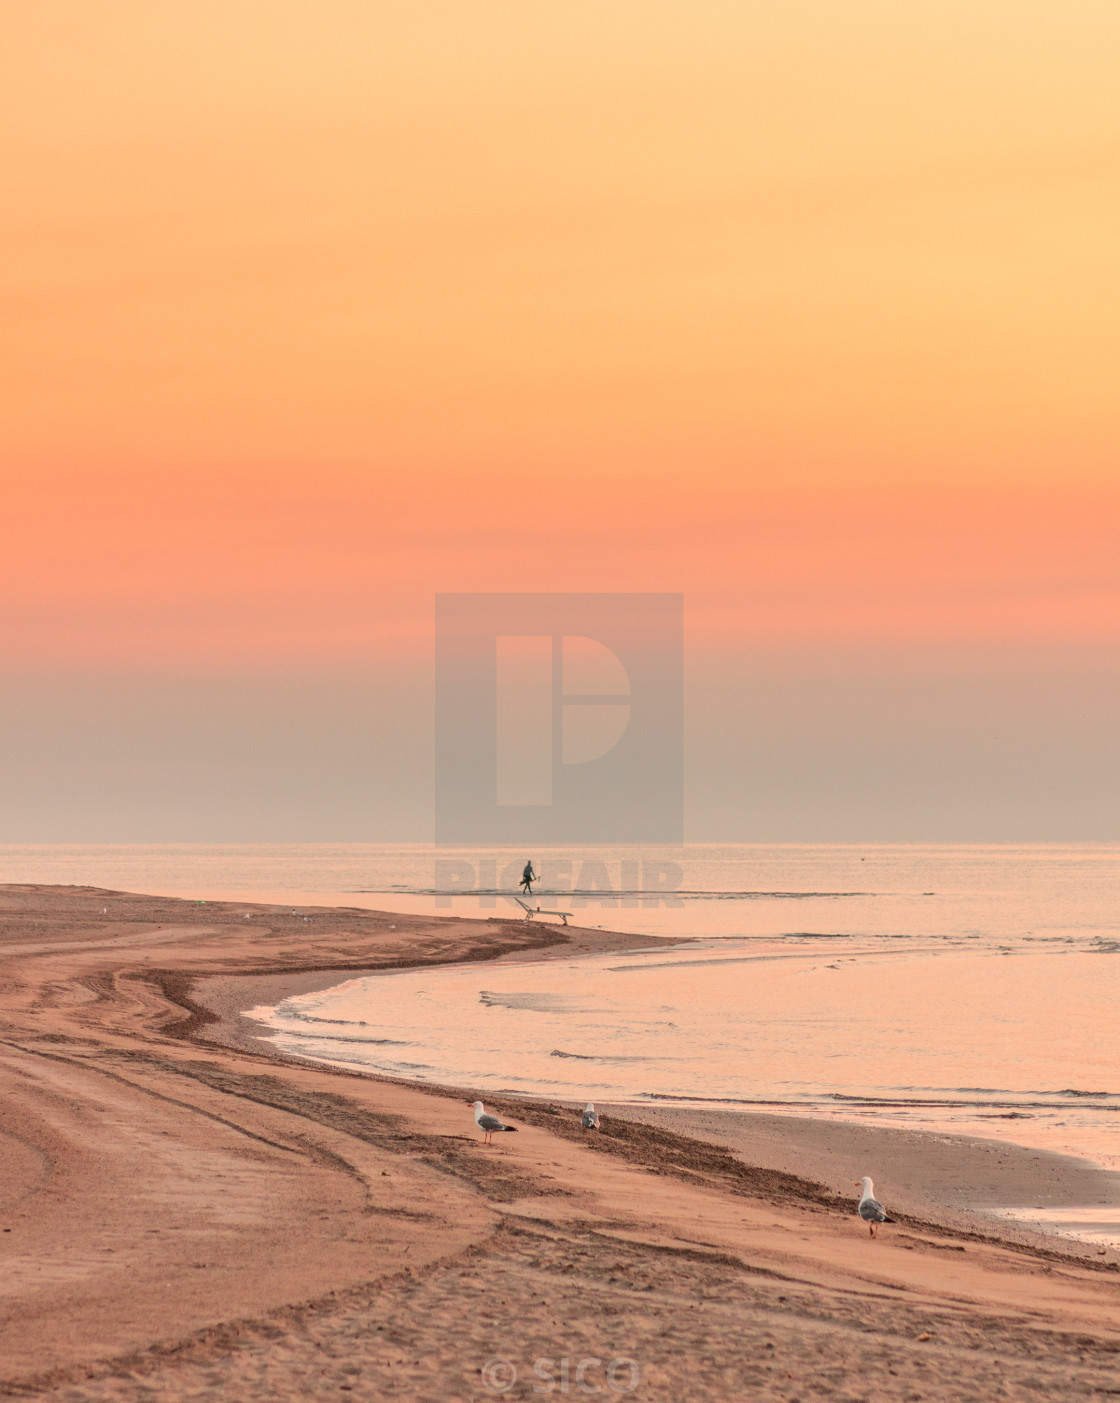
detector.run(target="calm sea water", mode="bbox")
[6,843,1120,1194]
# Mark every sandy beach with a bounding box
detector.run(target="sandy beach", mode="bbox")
[2,885,1119,1401]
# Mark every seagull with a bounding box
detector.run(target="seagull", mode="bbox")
[470,1100,518,1146]
[581,1102,600,1130]
[855,1176,895,1237]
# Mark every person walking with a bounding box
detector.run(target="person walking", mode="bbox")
[520,860,537,895]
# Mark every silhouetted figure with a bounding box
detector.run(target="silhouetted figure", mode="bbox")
[520,860,537,894]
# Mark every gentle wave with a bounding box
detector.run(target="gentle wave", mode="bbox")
[478,991,590,1012]
[271,1033,411,1048]
[274,1008,379,1028]
[824,1091,1120,1109]
[631,1090,1120,1112]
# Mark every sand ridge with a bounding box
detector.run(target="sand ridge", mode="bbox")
[1,884,1119,1401]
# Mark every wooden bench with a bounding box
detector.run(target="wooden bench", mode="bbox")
[513,897,570,926]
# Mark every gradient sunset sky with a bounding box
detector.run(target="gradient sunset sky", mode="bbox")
[2,2,1118,840]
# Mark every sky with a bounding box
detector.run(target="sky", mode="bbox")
[1,1,1118,841]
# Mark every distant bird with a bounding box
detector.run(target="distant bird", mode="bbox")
[581,1102,600,1130]
[855,1177,895,1237]
[470,1100,518,1146]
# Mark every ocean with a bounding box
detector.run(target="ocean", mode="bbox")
[5,842,1120,1177]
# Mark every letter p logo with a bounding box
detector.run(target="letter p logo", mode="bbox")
[435,594,682,843]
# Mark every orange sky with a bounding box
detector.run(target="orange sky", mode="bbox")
[5,2,1119,483]
[2,470,1117,669]
[1,2,1118,837]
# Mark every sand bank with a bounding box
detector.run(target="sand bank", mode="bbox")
[2,884,1119,1401]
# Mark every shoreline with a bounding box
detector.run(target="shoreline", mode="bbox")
[4,884,1120,1400]
[202,943,1120,1265]
[610,1104,1120,1255]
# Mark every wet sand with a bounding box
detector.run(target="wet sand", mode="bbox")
[611,1105,1120,1252]
[2,884,1120,1401]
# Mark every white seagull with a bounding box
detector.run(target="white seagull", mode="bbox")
[581,1102,600,1130]
[470,1100,518,1146]
[855,1176,895,1237]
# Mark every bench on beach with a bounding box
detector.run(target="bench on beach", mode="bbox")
[513,897,570,926]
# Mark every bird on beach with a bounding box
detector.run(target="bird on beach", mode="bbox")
[581,1102,600,1130]
[855,1176,895,1237]
[470,1100,518,1146]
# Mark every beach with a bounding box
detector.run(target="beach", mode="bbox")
[2,885,1119,1401]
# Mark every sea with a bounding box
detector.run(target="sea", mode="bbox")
[6,842,1120,1236]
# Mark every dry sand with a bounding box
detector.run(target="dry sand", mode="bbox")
[1,884,1119,1401]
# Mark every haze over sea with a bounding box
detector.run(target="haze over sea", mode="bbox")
[7,843,1119,1175]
